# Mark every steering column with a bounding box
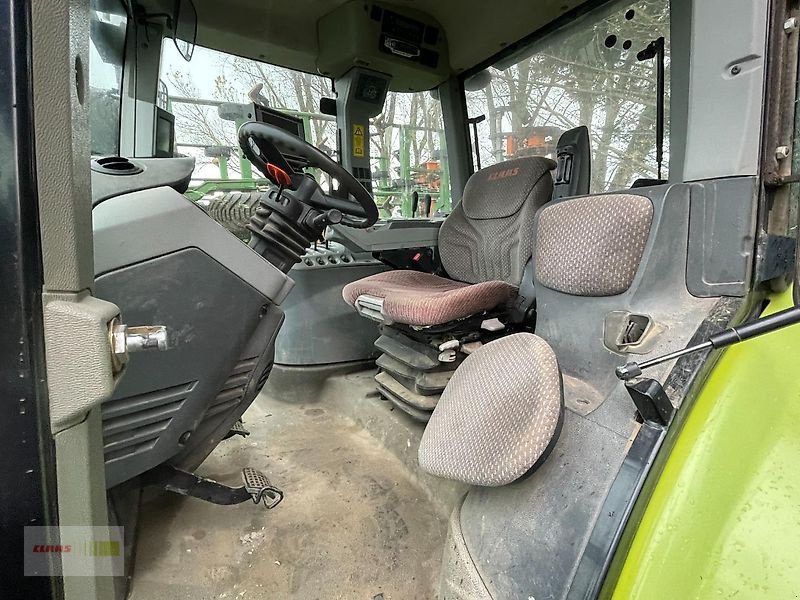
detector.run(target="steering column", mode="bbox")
[237,121,379,272]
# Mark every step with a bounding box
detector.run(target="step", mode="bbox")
[374,334,439,371]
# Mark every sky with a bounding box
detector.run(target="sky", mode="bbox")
[161,43,236,99]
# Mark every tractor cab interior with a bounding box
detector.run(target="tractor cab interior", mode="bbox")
[55,0,783,597]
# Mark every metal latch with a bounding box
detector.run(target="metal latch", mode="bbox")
[109,318,169,373]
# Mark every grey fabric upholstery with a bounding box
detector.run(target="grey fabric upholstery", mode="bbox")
[418,333,563,486]
[534,193,654,296]
[342,157,554,327]
[341,270,516,326]
[439,156,556,285]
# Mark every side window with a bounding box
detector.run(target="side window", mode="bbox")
[370,91,448,219]
[89,0,127,156]
[465,0,669,192]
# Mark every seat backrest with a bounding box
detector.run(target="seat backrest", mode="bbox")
[438,156,556,285]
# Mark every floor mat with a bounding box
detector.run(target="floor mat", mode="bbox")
[130,398,447,600]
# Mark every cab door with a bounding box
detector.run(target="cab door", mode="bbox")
[1,1,132,599]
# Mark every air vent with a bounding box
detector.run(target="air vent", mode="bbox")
[91,156,144,176]
[255,363,273,394]
[102,381,195,462]
[203,357,259,419]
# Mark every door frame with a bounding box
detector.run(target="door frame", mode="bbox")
[0,0,61,597]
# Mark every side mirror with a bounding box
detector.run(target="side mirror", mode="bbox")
[173,0,197,62]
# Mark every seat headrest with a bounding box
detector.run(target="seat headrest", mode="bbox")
[418,333,563,487]
[534,193,654,296]
[461,156,556,220]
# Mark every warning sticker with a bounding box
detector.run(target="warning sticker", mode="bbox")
[352,124,365,158]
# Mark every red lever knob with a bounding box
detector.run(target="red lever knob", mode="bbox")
[266,163,292,186]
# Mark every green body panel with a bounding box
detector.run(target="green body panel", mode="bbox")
[607,289,800,599]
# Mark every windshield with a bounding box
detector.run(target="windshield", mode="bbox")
[465,0,670,192]
[160,44,446,218]
[370,91,446,219]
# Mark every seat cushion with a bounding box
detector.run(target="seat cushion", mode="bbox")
[418,333,563,486]
[342,270,515,327]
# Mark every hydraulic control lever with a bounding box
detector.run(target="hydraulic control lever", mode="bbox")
[616,305,800,381]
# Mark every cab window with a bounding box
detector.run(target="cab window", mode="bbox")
[465,0,669,192]
[160,43,336,182]
[89,0,128,156]
[160,44,446,217]
[371,91,447,218]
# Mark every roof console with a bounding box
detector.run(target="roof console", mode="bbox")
[317,1,449,92]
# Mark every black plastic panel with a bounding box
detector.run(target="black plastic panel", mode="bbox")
[275,244,387,365]
[0,0,60,594]
[96,248,270,487]
[553,125,591,200]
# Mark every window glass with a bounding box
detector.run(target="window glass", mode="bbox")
[161,44,337,182]
[161,44,446,218]
[89,0,128,156]
[370,91,447,219]
[465,0,670,192]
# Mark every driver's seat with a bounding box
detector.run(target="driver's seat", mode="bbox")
[343,156,555,326]
[343,156,556,418]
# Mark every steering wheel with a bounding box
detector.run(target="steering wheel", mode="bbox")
[238,121,379,228]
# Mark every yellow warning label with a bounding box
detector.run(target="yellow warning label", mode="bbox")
[353,124,365,158]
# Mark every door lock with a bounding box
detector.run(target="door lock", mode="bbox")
[109,318,169,373]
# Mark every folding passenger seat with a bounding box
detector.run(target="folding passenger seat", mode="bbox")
[419,191,656,486]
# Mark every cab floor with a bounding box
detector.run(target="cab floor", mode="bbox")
[129,396,447,600]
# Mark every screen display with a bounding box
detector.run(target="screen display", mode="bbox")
[253,105,306,141]
[252,105,307,170]
[154,108,175,158]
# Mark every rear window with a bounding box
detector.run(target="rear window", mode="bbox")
[465,0,670,192]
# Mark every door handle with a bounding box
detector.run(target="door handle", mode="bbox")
[109,319,169,373]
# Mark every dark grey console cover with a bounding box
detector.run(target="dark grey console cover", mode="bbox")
[92,156,196,206]
[96,248,278,486]
[275,243,388,365]
[328,218,443,252]
[93,186,295,486]
[93,187,294,304]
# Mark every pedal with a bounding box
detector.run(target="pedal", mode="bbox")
[223,419,250,440]
[142,464,283,509]
[242,467,284,509]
